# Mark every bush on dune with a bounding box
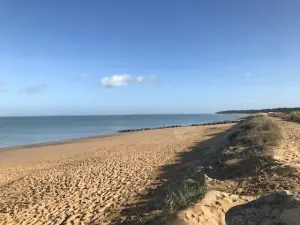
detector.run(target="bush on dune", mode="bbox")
[283,111,300,123]
[229,115,281,155]
[218,115,282,179]
[270,111,300,123]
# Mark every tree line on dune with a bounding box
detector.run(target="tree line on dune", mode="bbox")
[216,107,300,114]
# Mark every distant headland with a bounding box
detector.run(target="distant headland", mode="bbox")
[216,107,300,114]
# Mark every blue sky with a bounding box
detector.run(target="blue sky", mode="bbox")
[0,0,299,116]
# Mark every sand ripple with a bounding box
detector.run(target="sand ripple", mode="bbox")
[0,125,231,224]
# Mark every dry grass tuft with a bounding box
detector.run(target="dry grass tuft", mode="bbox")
[136,183,208,224]
[270,111,300,123]
[165,183,208,215]
[216,115,282,180]
[229,115,281,155]
[282,111,300,123]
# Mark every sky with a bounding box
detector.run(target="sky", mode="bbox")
[0,0,300,116]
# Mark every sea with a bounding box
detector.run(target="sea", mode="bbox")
[0,114,245,148]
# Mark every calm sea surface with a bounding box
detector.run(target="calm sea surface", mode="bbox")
[0,114,245,148]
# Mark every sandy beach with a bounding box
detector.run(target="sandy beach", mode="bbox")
[0,124,233,224]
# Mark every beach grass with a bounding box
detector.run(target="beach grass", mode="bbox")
[270,111,300,123]
[217,115,283,181]
[282,111,300,123]
[136,182,208,224]
[139,115,282,224]
[164,183,208,215]
[229,115,281,155]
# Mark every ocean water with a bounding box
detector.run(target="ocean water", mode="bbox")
[0,114,245,148]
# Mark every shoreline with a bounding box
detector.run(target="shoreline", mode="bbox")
[0,132,121,152]
[0,119,242,151]
[0,122,235,224]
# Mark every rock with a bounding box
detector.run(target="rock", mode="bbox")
[195,166,204,172]
[117,119,241,133]
[197,173,217,186]
[184,179,198,185]
[202,174,213,182]
[207,165,213,170]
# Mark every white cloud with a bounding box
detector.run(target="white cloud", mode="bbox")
[101,74,155,88]
[20,84,48,94]
[245,72,252,77]
[101,74,133,88]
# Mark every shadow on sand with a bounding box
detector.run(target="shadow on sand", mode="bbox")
[111,125,234,224]
[225,191,300,225]
[112,123,299,224]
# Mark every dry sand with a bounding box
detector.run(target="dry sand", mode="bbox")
[274,118,300,168]
[0,124,233,225]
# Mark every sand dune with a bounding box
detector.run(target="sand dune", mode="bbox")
[274,119,300,168]
[0,124,233,224]
[166,117,300,225]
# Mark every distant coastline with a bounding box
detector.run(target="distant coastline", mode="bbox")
[216,107,300,114]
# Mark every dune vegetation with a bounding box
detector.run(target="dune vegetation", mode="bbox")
[138,115,283,224]
[278,111,300,123]
[229,115,281,155]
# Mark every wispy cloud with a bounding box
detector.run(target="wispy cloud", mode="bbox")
[245,72,252,78]
[20,84,48,94]
[136,75,155,84]
[77,73,89,80]
[101,74,133,88]
[101,74,155,88]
